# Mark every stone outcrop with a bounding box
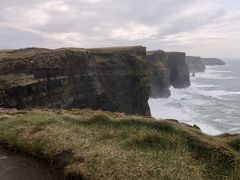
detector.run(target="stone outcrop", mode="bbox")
[186,56,225,72]
[146,51,170,98]
[167,52,190,88]
[0,46,151,116]
[147,50,190,98]
[185,56,206,73]
[201,58,226,66]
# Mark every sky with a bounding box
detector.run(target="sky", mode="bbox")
[0,0,240,58]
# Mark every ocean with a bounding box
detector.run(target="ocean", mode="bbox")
[148,59,240,135]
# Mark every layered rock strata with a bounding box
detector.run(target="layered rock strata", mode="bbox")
[147,50,190,98]
[0,46,151,116]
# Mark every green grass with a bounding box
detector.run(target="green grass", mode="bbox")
[0,109,239,179]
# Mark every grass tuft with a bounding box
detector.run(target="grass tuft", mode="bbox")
[0,108,239,179]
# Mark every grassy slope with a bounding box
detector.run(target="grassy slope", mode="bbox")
[0,109,239,179]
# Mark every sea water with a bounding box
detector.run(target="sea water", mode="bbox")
[148,59,240,135]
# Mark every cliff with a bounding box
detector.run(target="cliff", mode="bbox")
[146,50,190,98]
[0,46,151,116]
[185,56,206,72]
[146,50,171,98]
[167,52,190,88]
[201,58,226,66]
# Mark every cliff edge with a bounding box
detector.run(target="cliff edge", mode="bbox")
[147,50,171,98]
[147,50,190,98]
[0,108,239,179]
[167,52,190,88]
[185,56,206,73]
[0,46,150,116]
[201,58,226,66]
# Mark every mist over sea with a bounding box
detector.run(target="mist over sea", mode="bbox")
[149,59,240,135]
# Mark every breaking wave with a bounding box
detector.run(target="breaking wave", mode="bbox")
[149,61,240,135]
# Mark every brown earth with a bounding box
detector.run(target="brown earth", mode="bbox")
[0,146,63,180]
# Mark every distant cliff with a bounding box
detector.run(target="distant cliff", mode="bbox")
[0,46,151,116]
[201,58,226,66]
[146,51,171,98]
[147,50,190,98]
[167,52,190,88]
[186,56,206,72]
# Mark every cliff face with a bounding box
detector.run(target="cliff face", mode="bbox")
[167,52,190,88]
[146,51,171,98]
[146,50,190,98]
[185,56,206,72]
[201,58,226,66]
[0,46,151,116]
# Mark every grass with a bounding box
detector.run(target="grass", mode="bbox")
[0,46,144,60]
[0,48,50,59]
[0,108,239,179]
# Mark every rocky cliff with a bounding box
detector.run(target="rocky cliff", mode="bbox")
[201,58,226,66]
[146,50,171,98]
[185,56,206,72]
[167,52,190,88]
[147,50,190,98]
[0,46,151,116]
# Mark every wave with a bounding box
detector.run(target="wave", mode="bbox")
[149,62,240,135]
[171,82,240,100]
[148,97,222,135]
[192,67,236,80]
[206,69,232,73]
[148,98,196,121]
[192,84,217,88]
[192,73,236,80]
[208,70,232,73]
[192,123,221,135]
[194,89,240,99]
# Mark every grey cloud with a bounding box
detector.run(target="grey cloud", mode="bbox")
[0,0,240,57]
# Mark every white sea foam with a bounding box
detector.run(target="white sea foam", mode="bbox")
[148,85,222,135]
[209,70,232,73]
[196,90,236,99]
[193,73,235,80]
[148,97,222,135]
[148,98,195,121]
[190,73,239,99]
[148,61,240,135]
[206,68,232,73]
[192,67,236,80]
[213,118,226,123]
[192,84,217,88]
[191,123,221,135]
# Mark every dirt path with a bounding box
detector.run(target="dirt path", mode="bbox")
[0,146,63,180]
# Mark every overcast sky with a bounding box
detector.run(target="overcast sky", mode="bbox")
[1,0,240,57]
